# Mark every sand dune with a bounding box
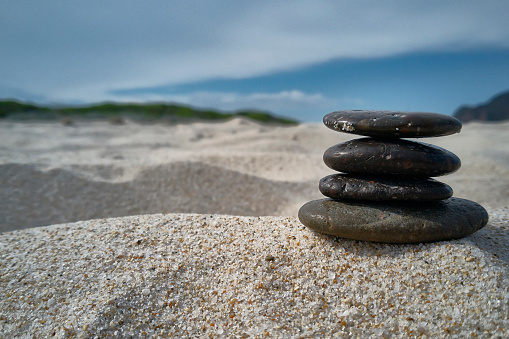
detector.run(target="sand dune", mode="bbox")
[1,162,313,232]
[1,118,508,337]
[1,118,508,231]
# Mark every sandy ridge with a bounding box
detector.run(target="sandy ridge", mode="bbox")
[0,210,508,337]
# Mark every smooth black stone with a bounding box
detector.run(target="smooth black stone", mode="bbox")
[319,174,453,201]
[298,198,489,243]
[323,110,462,138]
[323,138,461,177]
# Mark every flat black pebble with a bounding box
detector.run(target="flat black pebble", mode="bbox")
[323,138,461,177]
[319,174,453,201]
[298,198,488,243]
[323,110,462,138]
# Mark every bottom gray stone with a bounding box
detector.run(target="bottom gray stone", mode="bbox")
[298,197,489,243]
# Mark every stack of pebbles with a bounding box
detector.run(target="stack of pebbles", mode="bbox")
[299,110,489,243]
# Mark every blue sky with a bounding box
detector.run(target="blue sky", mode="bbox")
[1,1,509,121]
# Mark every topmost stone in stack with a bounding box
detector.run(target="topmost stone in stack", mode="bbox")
[324,110,462,138]
[298,110,489,243]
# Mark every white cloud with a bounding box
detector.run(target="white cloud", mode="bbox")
[183,90,327,110]
[1,1,508,102]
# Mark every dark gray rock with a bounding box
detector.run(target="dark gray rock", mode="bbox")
[319,174,453,201]
[298,198,488,243]
[323,138,461,177]
[324,110,462,138]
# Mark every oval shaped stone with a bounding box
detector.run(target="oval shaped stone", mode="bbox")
[298,198,488,243]
[323,110,462,138]
[319,174,453,201]
[323,138,461,177]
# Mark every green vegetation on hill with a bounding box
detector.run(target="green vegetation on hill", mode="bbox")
[0,101,50,118]
[0,100,298,125]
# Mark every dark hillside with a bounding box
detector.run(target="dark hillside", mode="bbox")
[454,91,509,122]
[0,100,298,125]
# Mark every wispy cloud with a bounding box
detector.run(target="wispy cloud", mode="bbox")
[108,90,335,115]
[178,90,328,111]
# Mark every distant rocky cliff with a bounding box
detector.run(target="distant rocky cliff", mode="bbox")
[454,90,509,122]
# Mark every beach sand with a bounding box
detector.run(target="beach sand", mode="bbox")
[0,119,508,337]
[1,118,508,232]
